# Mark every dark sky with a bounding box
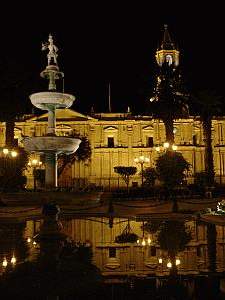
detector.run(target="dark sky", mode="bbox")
[0,4,224,115]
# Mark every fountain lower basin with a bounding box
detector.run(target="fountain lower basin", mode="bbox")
[23,136,81,155]
[30,92,75,110]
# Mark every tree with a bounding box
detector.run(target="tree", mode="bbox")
[0,58,32,147]
[192,90,223,186]
[150,61,189,145]
[141,167,157,187]
[157,220,192,275]
[58,136,92,177]
[0,147,28,192]
[155,151,190,211]
[114,166,137,192]
[156,151,190,189]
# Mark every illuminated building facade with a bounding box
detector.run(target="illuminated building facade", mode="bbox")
[1,25,225,189]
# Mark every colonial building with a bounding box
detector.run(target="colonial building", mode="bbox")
[1,25,225,189]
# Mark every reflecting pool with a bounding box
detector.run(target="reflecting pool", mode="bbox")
[0,204,225,299]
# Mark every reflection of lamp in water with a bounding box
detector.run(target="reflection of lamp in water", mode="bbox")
[11,255,16,265]
[137,236,151,246]
[158,258,163,264]
[2,258,8,267]
[159,258,181,268]
[137,221,152,246]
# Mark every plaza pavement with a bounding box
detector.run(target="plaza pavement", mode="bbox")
[0,191,221,223]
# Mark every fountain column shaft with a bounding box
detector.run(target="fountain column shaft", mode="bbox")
[47,108,56,135]
[45,152,57,188]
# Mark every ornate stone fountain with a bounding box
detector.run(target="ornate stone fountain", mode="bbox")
[24,34,81,189]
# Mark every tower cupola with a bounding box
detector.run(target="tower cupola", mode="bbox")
[155,24,180,67]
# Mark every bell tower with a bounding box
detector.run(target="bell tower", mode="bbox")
[155,24,180,67]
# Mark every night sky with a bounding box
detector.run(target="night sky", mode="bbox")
[0,4,224,115]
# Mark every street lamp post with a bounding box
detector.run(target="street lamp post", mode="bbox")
[134,156,150,187]
[28,159,42,191]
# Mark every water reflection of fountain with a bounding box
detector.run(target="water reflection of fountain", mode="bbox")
[0,203,103,298]
[23,34,81,189]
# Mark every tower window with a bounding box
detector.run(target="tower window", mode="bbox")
[109,247,116,258]
[146,137,154,147]
[166,54,173,65]
[108,137,114,148]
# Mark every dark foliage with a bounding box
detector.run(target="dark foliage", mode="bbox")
[149,61,189,144]
[0,222,29,263]
[142,167,157,186]
[155,151,190,189]
[114,166,137,190]
[142,220,161,234]
[58,136,91,176]
[0,240,103,299]
[115,222,138,243]
[190,90,223,186]
[0,147,28,192]
[157,221,192,255]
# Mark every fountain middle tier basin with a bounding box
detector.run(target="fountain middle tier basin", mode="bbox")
[23,136,81,155]
[30,92,75,110]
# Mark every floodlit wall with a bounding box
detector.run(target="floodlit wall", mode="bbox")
[1,113,225,188]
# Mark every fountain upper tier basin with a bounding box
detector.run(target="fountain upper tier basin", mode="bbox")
[30,92,75,110]
[23,136,81,155]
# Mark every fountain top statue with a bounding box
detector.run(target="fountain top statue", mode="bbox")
[42,34,58,66]
[40,34,64,90]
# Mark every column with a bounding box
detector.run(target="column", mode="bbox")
[45,152,58,188]
[47,107,56,135]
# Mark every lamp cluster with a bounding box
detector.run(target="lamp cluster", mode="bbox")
[0,148,18,158]
[27,237,37,246]
[134,156,150,164]
[155,142,177,152]
[158,257,181,268]
[136,236,152,246]
[2,255,16,268]
[28,159,42,167]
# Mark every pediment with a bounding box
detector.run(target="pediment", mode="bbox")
[103,126,118,132]
[56,124,72,130]
[25,109,96,122]
[142,125,154,131]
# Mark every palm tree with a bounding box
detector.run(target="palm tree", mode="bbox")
[150,61,189,146]
[193,90,222,186]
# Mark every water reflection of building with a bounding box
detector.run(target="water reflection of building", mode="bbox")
[1,26,225,189]
[24,218,225,279]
